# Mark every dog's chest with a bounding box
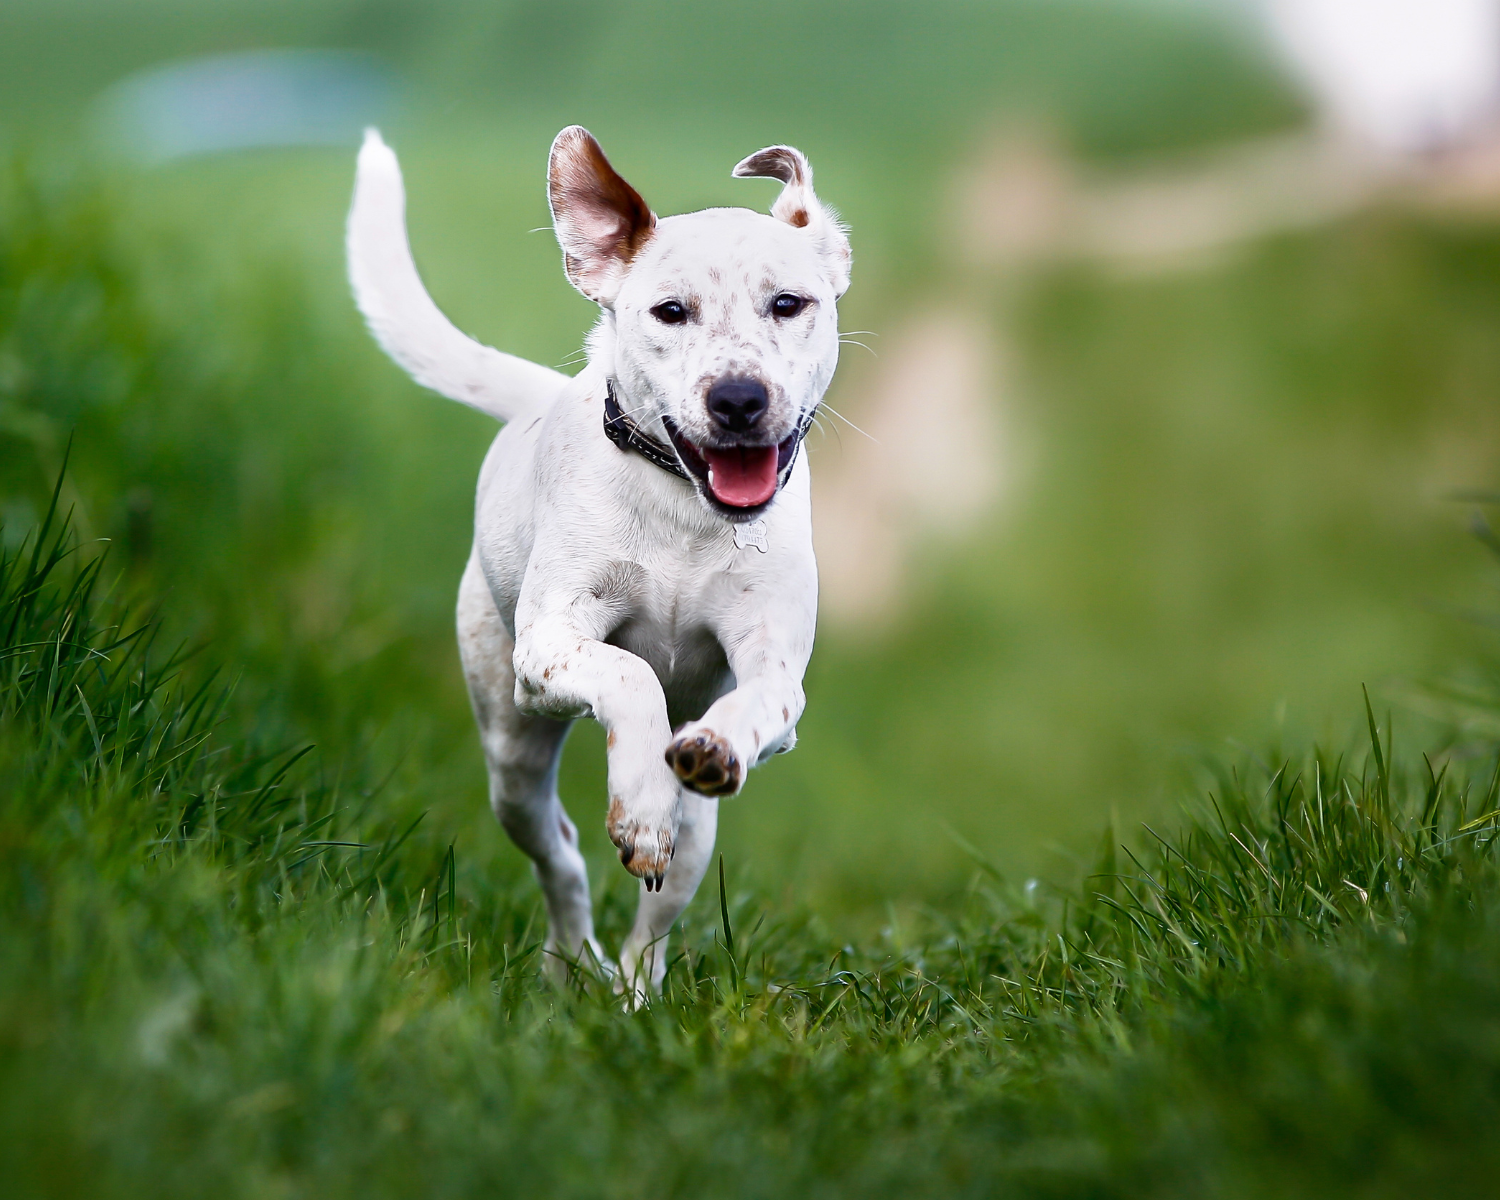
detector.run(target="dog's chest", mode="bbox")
[601,548,737,725]
[608,615,728,726]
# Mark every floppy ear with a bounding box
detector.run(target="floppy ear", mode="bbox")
[548,126,657,306]
[733,145,852,297]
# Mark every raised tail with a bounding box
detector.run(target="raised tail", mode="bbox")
[346,129,568,423]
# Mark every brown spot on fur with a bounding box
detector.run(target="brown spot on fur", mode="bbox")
[789,208,809,228]
[782,707,790,721]
[607,730,617,749]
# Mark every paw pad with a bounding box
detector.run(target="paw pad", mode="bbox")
[665,731,742,796]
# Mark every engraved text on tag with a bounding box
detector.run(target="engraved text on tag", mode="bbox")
[734,519,769,553]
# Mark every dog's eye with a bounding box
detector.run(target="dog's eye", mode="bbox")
[771,293,806,319]
[651,300,688,325]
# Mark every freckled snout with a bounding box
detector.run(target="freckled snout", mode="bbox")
[706,377,769,435]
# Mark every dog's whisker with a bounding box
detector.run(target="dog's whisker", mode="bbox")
[809,414,848,455]
[601,389,658,423]
[818,402,877,443]
[838,338,877,356]
[815,414,848,454]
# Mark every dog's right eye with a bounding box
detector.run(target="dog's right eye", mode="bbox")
[651,301,688,325]
[771,293,807,319]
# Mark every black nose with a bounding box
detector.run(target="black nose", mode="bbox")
[706,377,769,433]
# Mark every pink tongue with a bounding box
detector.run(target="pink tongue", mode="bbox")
[703,445,779,507]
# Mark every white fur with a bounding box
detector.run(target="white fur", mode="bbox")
[348,127,849,997]
[348,130,568,422]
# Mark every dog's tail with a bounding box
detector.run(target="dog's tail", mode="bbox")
[347,129,568,423]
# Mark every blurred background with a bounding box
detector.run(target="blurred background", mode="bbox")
[2,0,1499,921]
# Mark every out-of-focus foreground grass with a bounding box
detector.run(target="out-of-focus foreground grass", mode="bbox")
[1,0,1496,913]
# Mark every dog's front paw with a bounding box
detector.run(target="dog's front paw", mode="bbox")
[607,798,678,891]
[665,729,743,797]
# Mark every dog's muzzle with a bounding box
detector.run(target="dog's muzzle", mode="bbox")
[603,381,812,519]
[661,419,801,510]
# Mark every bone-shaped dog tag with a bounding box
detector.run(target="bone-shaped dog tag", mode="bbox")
[734,518,769,553]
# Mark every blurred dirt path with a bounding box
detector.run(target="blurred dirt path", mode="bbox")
[812,309,1007,624]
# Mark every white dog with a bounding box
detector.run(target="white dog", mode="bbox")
[346,126,850,993]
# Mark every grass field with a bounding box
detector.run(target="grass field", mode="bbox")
[5,0,1500,1192]
[6,463,1500,1197]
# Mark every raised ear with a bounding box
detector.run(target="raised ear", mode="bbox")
[733,145,852,297]
[548,126,656,306]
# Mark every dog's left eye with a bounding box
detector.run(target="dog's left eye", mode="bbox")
[651,300,688,325]
[771,293,807,319]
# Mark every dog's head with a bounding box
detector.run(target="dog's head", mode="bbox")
[548,126,851,519]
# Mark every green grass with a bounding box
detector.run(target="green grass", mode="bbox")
[5,459,1500,1197]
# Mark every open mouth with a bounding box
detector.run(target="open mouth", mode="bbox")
[662,419,801,513]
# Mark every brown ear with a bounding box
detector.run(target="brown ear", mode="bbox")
[548,126,656,305]
[734,145,852,297]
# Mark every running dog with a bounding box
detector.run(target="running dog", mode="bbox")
[346,126,850,993]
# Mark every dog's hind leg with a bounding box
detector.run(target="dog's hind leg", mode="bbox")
[617,790,719,998]
[457,551,602,982]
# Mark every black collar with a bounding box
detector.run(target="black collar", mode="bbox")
[602,379,815,491]
[603,380,692,481]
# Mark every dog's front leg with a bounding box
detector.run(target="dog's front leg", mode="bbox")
[666,618,811,797]
[512,608,681,887]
